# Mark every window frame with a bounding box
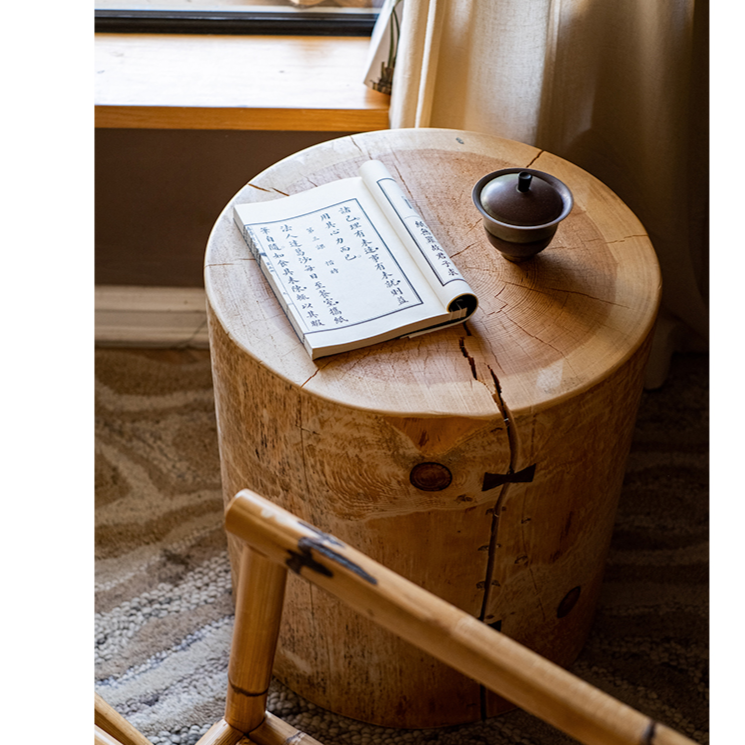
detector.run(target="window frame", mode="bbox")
[94,8,379,36]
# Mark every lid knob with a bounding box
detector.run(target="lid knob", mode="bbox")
[517,171,533,193]
[480,170,565,226]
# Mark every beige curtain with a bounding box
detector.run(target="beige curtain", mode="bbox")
[390,0,708,385]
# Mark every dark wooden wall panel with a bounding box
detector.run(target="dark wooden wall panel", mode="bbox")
[95,129,350,287]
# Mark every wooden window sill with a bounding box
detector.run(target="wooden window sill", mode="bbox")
[95,33,391,131]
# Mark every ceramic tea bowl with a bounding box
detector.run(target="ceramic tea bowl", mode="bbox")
[472,168,573,262]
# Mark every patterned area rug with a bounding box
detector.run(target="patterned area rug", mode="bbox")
[94,348,709,745]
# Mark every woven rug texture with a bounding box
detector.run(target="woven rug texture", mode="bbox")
[94,348,709,745]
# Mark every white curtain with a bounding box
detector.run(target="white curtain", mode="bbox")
[389,0,708,385]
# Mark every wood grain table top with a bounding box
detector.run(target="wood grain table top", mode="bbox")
[205,128,661,419]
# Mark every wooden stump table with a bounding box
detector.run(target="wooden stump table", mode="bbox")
[204,129,661,729]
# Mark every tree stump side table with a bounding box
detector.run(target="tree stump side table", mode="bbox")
[204,129,661,728]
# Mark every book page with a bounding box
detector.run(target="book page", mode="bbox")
[359,160,478,317]
[233,176,454,354]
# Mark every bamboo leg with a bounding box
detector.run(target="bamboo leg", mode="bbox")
[224,544,288,733]
[225,490,699,745]
[95,693,154,745]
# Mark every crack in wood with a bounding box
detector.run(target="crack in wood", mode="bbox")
[455,335,531,682]
[449,241,480,258]
[300,368,320,388]
[247,183,289,197]
[250,183,289,196]
[524,150,545,169]
[506,317,563,356]
[477,362,521,718]
[248,182,274,193]
[478,366,517,619]
[458,338,479,379]
[456,336,504,411]
[608,234,649,244]
[205,259,254,268]
[478,485,510,620]
[348,135,367,158]
[465,217,484,235]
[498,279,627,307]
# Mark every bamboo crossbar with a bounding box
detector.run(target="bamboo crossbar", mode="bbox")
[195,719,246,745]
[248,712,325,745]
[95,692,155,745]
[96,724,126,745]
[224,489,699,745]
[191,714,324,745]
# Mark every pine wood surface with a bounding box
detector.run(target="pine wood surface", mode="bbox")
[204,128,661,727]
[205,128,659,417]
[95,34,390,131]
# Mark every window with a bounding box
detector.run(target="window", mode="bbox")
[95,0,383,36]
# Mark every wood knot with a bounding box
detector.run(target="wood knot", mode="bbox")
[410,462,452,491]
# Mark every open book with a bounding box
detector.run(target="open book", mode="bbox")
[233,160,478,360]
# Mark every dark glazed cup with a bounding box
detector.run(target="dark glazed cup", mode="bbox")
[472,168,573,262]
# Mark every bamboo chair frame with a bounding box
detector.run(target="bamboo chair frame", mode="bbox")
[95,488,699,745]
